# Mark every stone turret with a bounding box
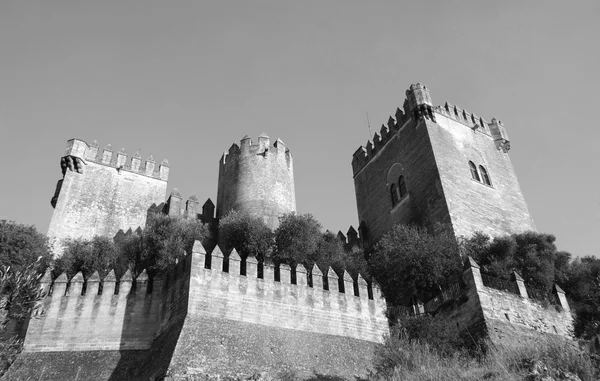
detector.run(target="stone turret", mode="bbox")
[216,134,296,229]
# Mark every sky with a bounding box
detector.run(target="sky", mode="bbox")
[0,1,598,257]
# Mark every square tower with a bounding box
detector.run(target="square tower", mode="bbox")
[352,84,535,247]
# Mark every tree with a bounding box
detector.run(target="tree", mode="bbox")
[0,260,47,377]
[0,221,52,270]
[273,213,322,265]
[462,231,561,293]
[369,224,462,306]
[119,213,213,276]
[563,256,600,339]
[53,236,120,279]
[218,210,273,261]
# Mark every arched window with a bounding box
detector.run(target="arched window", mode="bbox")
[469,161,480,181]
[390,183,399,206]
[398,175,407,199]
[479,165,491,186]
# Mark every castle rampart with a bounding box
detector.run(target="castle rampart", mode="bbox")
[48,139,169,256]
[12,241,388,379]
[392,257,573,346]
[217,134,296,229]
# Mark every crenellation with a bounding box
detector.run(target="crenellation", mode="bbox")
[70,272,85,296]
[357,273,369,300]
[246,255,258,278]
[86,271,100,295]
[387,116,395,130]
[211,246,224,272]
[296,264,308,287]
[264,261,275,282]
[101,144,113,164]
[343,270,354,296]
[280,264,292,284]
[312,264,323,290]
[228,249,241,275]
[116,148,127,168]
[372,132,383,150]
[327,267,340,293]
[347,226,359,246]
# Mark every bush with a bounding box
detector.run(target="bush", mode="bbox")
[372,326,597,381]
[273,213,322,266]
[53,236,120,279]
[0,221,52,270]
[218,210,273,261]
[119,213,213,276]
[461,231,561,293]
[369,224,462,306]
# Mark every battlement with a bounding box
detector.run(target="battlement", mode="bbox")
[352,83,511,177]
[219,133,292,170]
[63,138,169,181]
[24,240,387,354]
[163,188,215,223]
[390,257,573,346]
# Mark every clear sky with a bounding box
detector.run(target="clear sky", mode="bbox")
[0,1,598,257]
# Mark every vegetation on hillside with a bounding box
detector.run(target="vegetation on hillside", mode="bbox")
[370,325,597,381]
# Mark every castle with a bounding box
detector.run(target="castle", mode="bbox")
[4,84,574,380]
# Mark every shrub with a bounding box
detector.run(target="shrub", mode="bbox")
[273,213,322,266]
[369,224,462,306]
[119,213,213,276]
[0,221,52,270]
[218,210,273,261]
[53,236,119,279]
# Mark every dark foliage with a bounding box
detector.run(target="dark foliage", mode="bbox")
[53,236,120,279]
[564,256,600,339]
[273,213,322,265]
[0,221,52,270]
[218,210,273,261]
[461,231,561,293]
[118,213,213,277]
[369,224,462,306]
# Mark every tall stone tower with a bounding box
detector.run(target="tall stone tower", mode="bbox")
[48,139,169,255]
[216,133,296,229]
[352,83,535,248]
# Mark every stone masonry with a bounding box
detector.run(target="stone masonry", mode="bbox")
[47,139,169,256]
[6,241,388,380]
[216,134,296,230]
[352,84,536,245]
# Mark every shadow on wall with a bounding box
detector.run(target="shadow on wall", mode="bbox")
[108,320,185,380]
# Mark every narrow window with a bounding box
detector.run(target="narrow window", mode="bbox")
[398,175,407,199]
[390,183,399,206]
[479,165,491,186]
[469,161,480,181]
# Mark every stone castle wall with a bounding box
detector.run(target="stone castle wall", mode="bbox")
[217,134,296,230]
[407,258,574,346]
[13,241,388,379]
[47,139,169,255]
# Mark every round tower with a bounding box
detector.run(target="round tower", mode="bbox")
[216,133,296,229]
